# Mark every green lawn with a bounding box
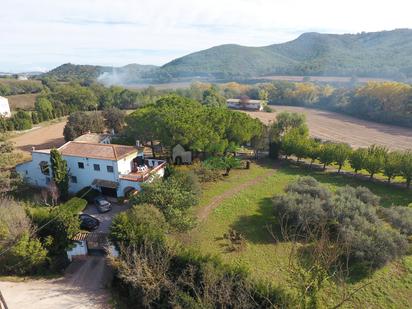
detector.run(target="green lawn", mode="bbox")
[179,160,412,308]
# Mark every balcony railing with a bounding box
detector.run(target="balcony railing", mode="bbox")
[119,160,166,182]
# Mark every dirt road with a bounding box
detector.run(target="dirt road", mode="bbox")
[245,106,412,150]
[9,120,66,153]
[0,256,112,309]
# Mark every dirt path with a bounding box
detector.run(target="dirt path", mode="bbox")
[0,256,112,309]
[197,169,277,221]
[9,120,66,153]
[245,106,412,151]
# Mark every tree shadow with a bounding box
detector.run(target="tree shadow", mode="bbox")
[229,197,281,244]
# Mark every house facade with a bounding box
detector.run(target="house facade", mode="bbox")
[0,96,11,118]
[16,141,166,197]
[226,98,264,111]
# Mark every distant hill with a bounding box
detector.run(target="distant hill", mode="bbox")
[161,29,412,79]
[42,63,158,84]
[43,29,412,83]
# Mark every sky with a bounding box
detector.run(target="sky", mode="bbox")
[1,0,412,72]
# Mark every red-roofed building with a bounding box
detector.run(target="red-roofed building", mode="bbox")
[16,138,166,197]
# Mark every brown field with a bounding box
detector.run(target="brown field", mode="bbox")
[257,75,391,83]
[7,93,38,111]
[9,120,66,154]
[245,106,412,150]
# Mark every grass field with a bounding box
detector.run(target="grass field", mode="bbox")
[179,160,412,308]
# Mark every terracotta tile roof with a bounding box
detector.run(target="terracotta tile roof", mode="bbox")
[58,141,137,160]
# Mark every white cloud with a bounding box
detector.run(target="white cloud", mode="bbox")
[1,0,412,71]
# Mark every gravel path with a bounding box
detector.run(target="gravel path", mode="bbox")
[0,256,112,309]
[197,168,278,221]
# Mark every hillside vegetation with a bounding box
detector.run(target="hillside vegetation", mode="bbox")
[43,29,412,82]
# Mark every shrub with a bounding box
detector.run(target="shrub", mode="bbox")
[111,244,291,308]
[29,198,85,272]
[273,178,409,269]
[191,161,223,183]
[61,197,88,213]
[133,171,198,231]
[0,233,47,275]
[382,207,412,236]
[0,197,48,275]
[110,204,168,247]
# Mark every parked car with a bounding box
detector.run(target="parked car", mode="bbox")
[79,214,100,231]
[94,196,112,213]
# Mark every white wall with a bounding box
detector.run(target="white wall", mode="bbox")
[67,240,88,261]
[16,152,52,187]
[0,96,11,118]
[64,155,119,193]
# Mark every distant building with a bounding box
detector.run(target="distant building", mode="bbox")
[17,75,28,81]
[16,140,166,197]
[0,96,11,118]
[226,96,264,111]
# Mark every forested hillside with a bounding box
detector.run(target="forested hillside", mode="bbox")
[43,29,412,83]
[162,29,412,79]
[43,63,158,83]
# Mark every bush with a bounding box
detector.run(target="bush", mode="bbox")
[191,161,223,183]
[0,233,47,275]
[382,207,412,236]
[273,178,409,269]
[133,171,198,231]
[62,197,88,213]
[111,244,291,308]
[110,204,168,247]
[29,198,85,273]
[0,198,48,275]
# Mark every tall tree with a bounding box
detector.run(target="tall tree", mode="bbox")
[383,151,402,183]
[103,107,125,133]
[50,149,69,201]
[364,145,388,180]
[399,151,412,188]
[332,143,352,173]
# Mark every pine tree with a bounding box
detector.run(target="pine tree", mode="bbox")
[50,148,69,201]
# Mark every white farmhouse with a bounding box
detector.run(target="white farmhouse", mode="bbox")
[16,141,166,197]
[0,96,11,118]
[227,98,264,111]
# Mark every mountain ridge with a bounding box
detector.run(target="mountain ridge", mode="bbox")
[42,29,412,83]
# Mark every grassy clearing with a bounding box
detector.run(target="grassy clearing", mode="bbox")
[179,160,412,308]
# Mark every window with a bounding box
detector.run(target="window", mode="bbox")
[39,161,50,175]
[106,165,114,173]
[71,176,77,183]
[93,164,100,171]
[78,162,84,169]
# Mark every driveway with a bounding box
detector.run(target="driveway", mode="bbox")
[0,256,112,309]
[83,200,132,233]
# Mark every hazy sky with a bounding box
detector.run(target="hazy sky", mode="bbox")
[2,0,412,72]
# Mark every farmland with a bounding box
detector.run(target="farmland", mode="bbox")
[6,93,38,111]
[9,119,66,153]
[180,161,412,308]
[245,106,412,150]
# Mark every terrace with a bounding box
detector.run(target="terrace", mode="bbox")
[119,158,166,182]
